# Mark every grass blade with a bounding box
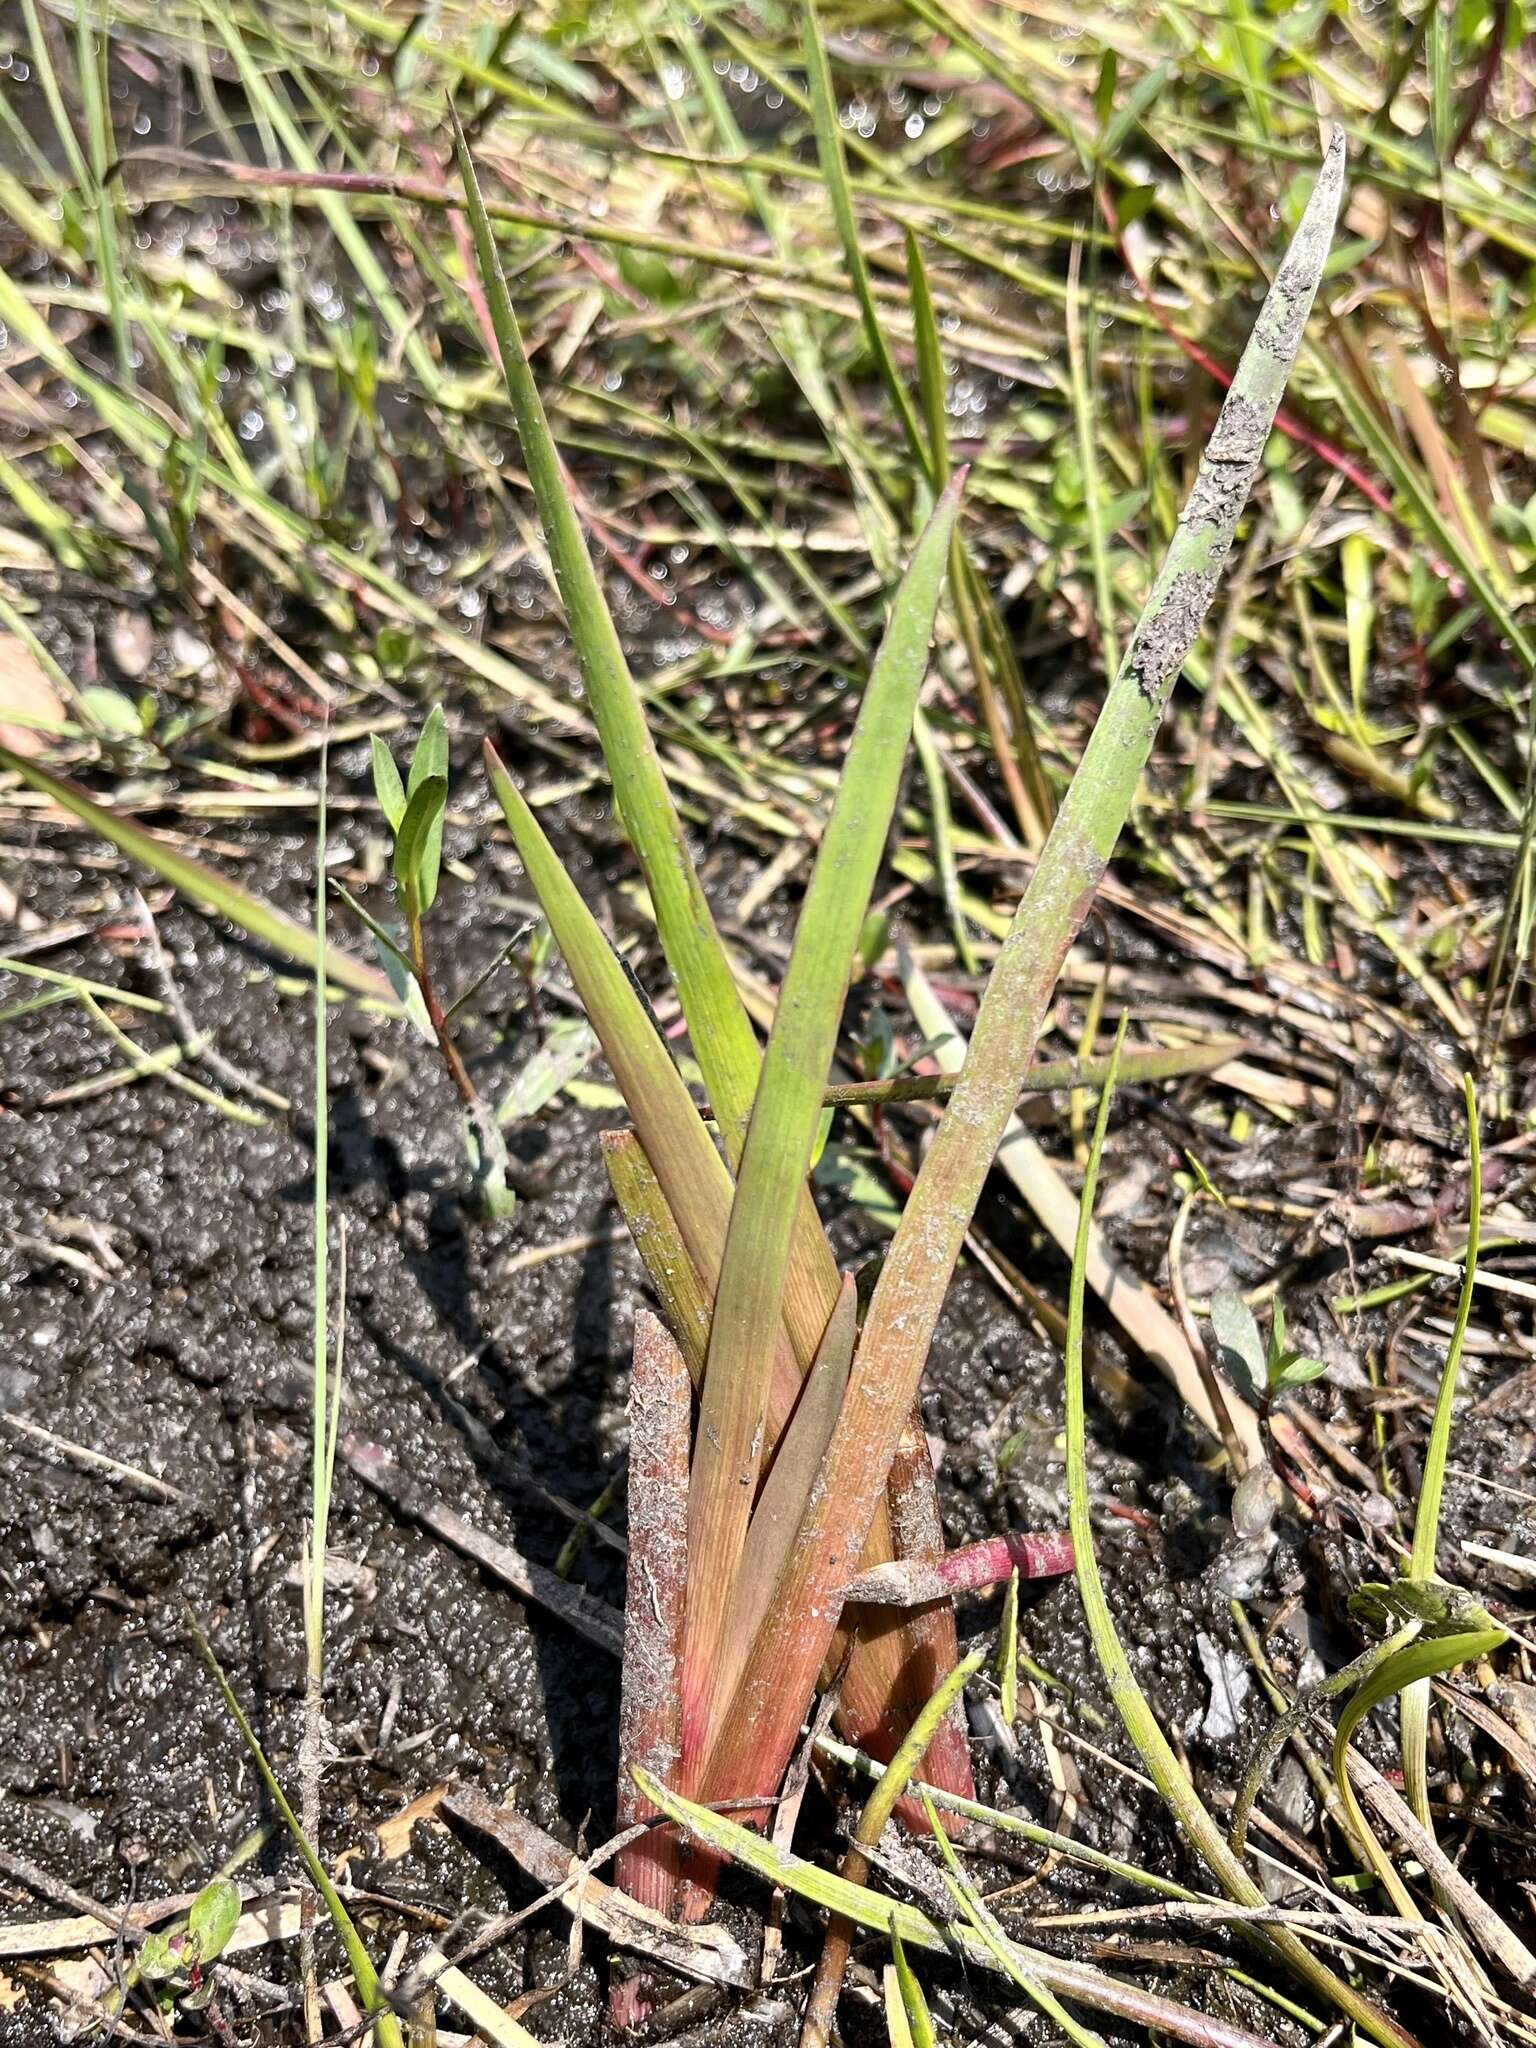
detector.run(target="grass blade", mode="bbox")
[484,748,744,1364]
[905,230,948,486]
[635,1768,1293,2048]
[1057,1029,1411,2047]
[801,0,926,474]
[454,113,765,1160]
[1336,1624,1506,1914]
[901,956,1263,1464]
[616,1311,691,1918]
[0,742,388,997]
[922,1788,1106,2048]
[887,1929,934,2048]
[187,1612,404,2048]
[682,475,962,1763]
[697,135,1344,1833]
[300,739,334,2036]
[456,109,885,1407]
[732,1276,856,1672]
[601,1131,713,1381]
[1400,1074,1481,1836]
[801,1649,982,2047]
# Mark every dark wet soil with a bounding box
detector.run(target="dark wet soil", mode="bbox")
[0,742,1374,2046]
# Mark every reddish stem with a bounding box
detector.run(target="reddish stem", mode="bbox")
[843,1529,1075,1605]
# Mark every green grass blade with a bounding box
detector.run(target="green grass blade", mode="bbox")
[801,0,928,476]
[187,1612,404,2048]
[1401,1074,1482,1833]
[888,1930,934,2048]
[0,743,388,997]
[1056,1033,1412,2047]
[484,746,739,1298]
[1066,244,1119,678]
[802,1652,982,2047]
[486,748,830,1467]
[681,476,962,1761]
[1336,1624,1507,1912]
[208,7,441,396]
[457,106,901,1412]
[698,133,1345,1839]
[454,115,766,1160]
[635,1767,1290,2048]
[904,231,949,485]
[301,746,333,2033]
[601,1131,714,1382]
[922,1790,1105,2048]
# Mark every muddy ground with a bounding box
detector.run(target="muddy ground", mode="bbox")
[3,726,1533,2047]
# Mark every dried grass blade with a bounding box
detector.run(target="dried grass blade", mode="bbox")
[442,1788,752,1990]
[616,1312,691,1918]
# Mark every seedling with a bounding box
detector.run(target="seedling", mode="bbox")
[131,1878,241,2020]
[339,707,517,1216]
[1208,1288,1328,1411]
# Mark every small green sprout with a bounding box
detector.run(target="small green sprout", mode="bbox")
[1209,1289,1327,1407]
[133,1878,241,2014]
[339,708,518,1217]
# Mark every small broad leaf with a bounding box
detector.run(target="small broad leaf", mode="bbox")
[373,625,415,677]
[1351,1578,1500,1636]
[408,703,449,794]
[857,911,890,974]
[1093,49,1117,126]
[393,773,447,913]
[1273,1353,1328,1391]
[371,735,406,832]
[1115,183,1160,230]
[1208,1289,1265,1400]
[187,1878,241,1963]
[374,936,435,1042]
[80,686,143,738]
[135,1931,182,1982]
[1333,1621,1508,1896]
